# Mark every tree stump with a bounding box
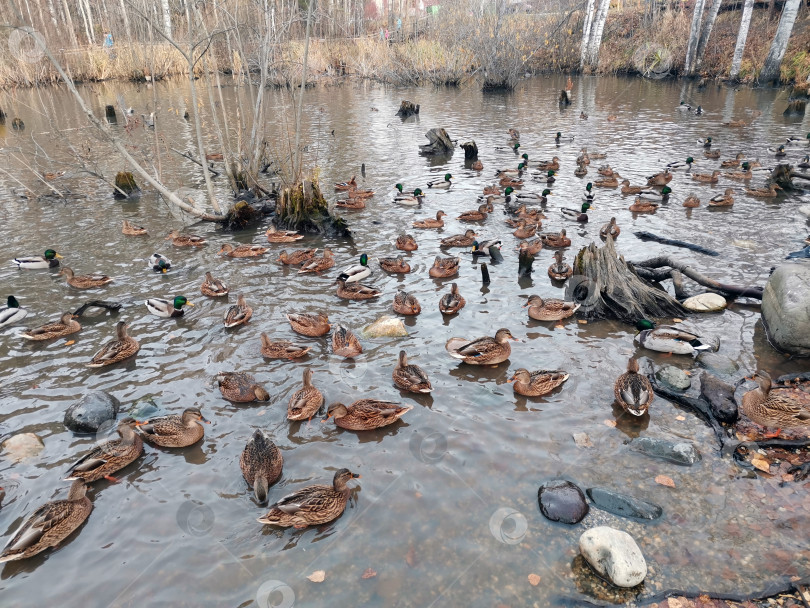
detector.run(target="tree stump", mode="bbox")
[783,99,806,116]
[114,171,140,199]
[518,249,534,276]
[559,90,571,106]
[396,100,420,117]
[105,105,117,121]
[276,178,350,237]
[419,128,455,156]
[0,107,5,125]
[567,237,685,323]
[461,141,478,159]
[11,118,24,131]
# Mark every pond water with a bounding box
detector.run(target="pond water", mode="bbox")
[0,74,809,607]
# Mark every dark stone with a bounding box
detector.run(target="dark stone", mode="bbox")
[699,372,738,423]
[630,437,701,465]
[538,479,589,524]
[586,487,663,520]
[64,390,121,433]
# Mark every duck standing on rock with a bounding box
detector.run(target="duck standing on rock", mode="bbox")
[634,319,718,355]
[614,357,653,417]
[740,370,810,437]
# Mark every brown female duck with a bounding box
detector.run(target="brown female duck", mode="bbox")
[335,275,381,300]
[87,321,139,367]
[541,229,571,249]
[509,368,569,396]
[721,153,745,168]
[200,271,229,297]
[413,210,447,229]
[445,328,516,365]
[548,250,573,281]
[741,371,810,437]
[217,371,270,402]
[439,282,465,314]
[620,180,644,195]
[683,195,701,208]
[708,188,735,206]
[219,243,269,257]
[395,234,418,251]
[277,248,318,265]
[21,313,81,341]
[59,267,113,289]
[440,229,477,248]
[745,183,781,198]
[122,220,147,236]
[135,407,208,448]
[629,198,660,213]
[326,400,413,430]
[379,256,411,273]
[287,368,324,421]
[331,323,363,358]
[393,350,432,393]
[224,294,253,327]
[513,220,536,239]
[646,169,672,186]
[167,229,207,246]
[599,217,620,239]
[260,332,311,359]
[240,429,283,504]
[393,290,421,315]
[287,312,330,336]
[65,418,143,482]
[429,256,460,278]
[614,357,653,417]
[526,294,578,320]
[692,170,720,183]
[298,249,335,273]
[265,226,304,243]
[457,204,490,222]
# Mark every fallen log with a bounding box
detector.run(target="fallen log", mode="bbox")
[633,231,719,256]
[632,255,764,299]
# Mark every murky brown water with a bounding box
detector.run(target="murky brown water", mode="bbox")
[1,75,809,606]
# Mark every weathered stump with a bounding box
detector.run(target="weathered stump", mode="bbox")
[559,90,571,106]
[0,107,5,125]
[518,249,534,276]
[396,100,420,117]
[105,105,117,121]
[461,141,478,159]
[783,100,806,116]
[419,128,455,156]
[771,163,806,191]
[114,171,140,199]
[276,179,350,237]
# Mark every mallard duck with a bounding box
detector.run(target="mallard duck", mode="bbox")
[439,282,465,314]
[149,253,171,273]
[379,256,411,273]
[145,296,193,318]
[555,131,574,145]
[349,188,375,199]
[413,210,446,229]
[445,328,516,365]
[13,249,62,269]
[471,160,484,171]
[260,332,311,359]
[287,312,330,336]
[392,350,432,393]
[0,480,93,563]
[799,155,810,169]
[513,220,536,239]
[219,243,269,257]
[298,249,335,274]
[87,321,139,367]
[576,148,591,165]
[0,296,29,329]
[513,206,546,224]
[335,274,381,300]
[708,188,735,206]
[741,370,810,436]
[500,174,524,188]
[540,229,571,248]
[394,188,425,206]
[331,323,362,358]
[135,407,208,447]
[561,202,590,222]
[580,112,588,120]
[725,162,752,180]
[200,271,229,297]
[287,367,323,421]
[597,165,617,177]
[768,144,787,157]
[258,468,359,529]
[629,198,660,213]
[266,226,304,243]
[614,357,653,417]
[64,418,143,483]
[635,319,718,355]
[396,234,418,251]
[471,239,502,256]
[607,114,618,121]
[441,229,477,248]
[326,400,413,430]
[599,217,620,239]
[692,170,720,183]
[166,230,206,246]
[525,294,578,320]
[277,249,317,266]
[217,371,270,402]
[582,182,595,203]
[646,169,672,186]
[701,136,712,147]
[240,429,283,504]
[21,312,80,340]
[594,175,619,188]
[508,128,520,140]
[638,186,672,202]
[336,196,366,210]
[704,150,721,159]
[539,169,556,185]
[683,195,701,208]
[514,189,551,205]
[745,183,781,198]
[205,152,224,161]
[427,173,453,189]
[122,220,147,236]
[536,156,560,171]
[429,256,460,278]
[497,158,527,176]
[720,153,745,168]
[547,251,573,281]
[393,290,421,315]
[224,294,253,327]
[509,368,569,397]
[457,204,490,222]
[671,157,695,171]
[620,180,644,195]
[341,254,371,283]
[519,239,543,256]
[335,176,357,191]
[490,186,515,204]
[677,101,692,111]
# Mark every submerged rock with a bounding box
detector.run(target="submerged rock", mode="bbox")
[761,264,810,356]
[682,293,727,312]
[538,479,589,524]
[579,526,647,588]
[586,488,663,520]
[696,352,739,376]
[655,365,691,390]
[362,315,407,338]
[630,437,701,465]
[699,372,738,423]
[3,432,44,462]
[64,390,121,433]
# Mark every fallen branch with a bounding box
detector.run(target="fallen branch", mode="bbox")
[632,255,764,299]
[171,148,220,177]
[633,231,719,256]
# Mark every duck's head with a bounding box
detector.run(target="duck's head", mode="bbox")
[154,259,171,273]
[661,186,672,195]
[705,137,712,143]
[542,189,552,196]
[513,142,520,151]
[505,186,514,195]
[332,468,361,487]
[585,182,593,191]
[359,253,369,266]
[174,295,193,309]
[517,163,525,171]
[547,170,555,177]
[741,162,750,170]
[521,153,529,161]
[508,368,532,384]
[556,131,562,138]
[494,328,518,343]
[395,183,403,193]
[444,173,452,182]
[183,407,209,425]
[471,241,480,252]
[413,188,424,196]
[686,157,694,164]
[44,249,62,260]
[6,295,20,308]
[524,294,543,308]
[635,319,656,331]
[581,202,591,212]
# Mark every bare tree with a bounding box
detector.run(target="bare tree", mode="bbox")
[684,0,706,75]
[585,0,609,69]
[759,0,801,83]
[579,0,596,70]
[729,0,754,80]
[694,0,722,72]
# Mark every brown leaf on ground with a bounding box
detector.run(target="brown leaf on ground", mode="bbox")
[406,545,418,568]
[750,455,771,473]
[604,419,617,428]
[655,474,676,488]
[528,573,541,586]
[675,415,686,421]
[307,570,325,583]
[362,568,377,579]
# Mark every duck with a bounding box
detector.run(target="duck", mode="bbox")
[740,370,810,436]
[646,169,672,186]
[260,332,311,359]
[135,407,208,447]
[708,188,735,206]
[394,188,425,205]
[768,144,787,157]
[145,296,194,318]
[441,229,477,248]
[336,196,366,210]
[555,131,574,145]
[21,312,81,340]
[413,210,446,229]
[277,249,318,266]
[393,350,432,393]
[540,229,571,248]
[224,294,253,327]
[745,183,781,198]
[539,170,556,185]
[240,429,283,504]
[483,184,501,196]
[683,195,701,208]
[331,323,363,358]
[217,371,270,402]
[218,243,269,257]
[200,271,229,297]
[287,367,324,421]
[429,256,461,278]
[725,119,747,128]
[629,197,660,213]
[702,137,712,148]
[547,251,573,281]
[257,469,359,529]
[594,175,619,188]
[87,321,139,367]
[513,220,536,239]
[597,165,617,177]
[582,182,595,203]
[341,254,372,283]
[725,162,752,180]
[396,234,418,251]
[439,282,465,314]
[614,357,653,417]
[0,480,93,563]
[574,163,588,177]
[64,418,143,483]
[13,249,62,269]
[205,152,224,162]
[287,312,330,336]
[525,294,578,320]
[457,204,490,222]
[509,368,570,397]
[489,186,515,204]
[519,239,544,256]
[427,173,453,189]
[561,201,591,222]
[638,186,672,202]
[508,128,520,140]
[496,163,526,180]
[577,148,591,165]
[326,400,413,430]
[599,217,621,239]
[445,328,516,365]
[798,155,810,169]
[677,101,692,111]
[266,226,304,243]
[471,239,502,256]
[298,249,335,273]
[500,174,524,188]
[149,253,172,273]
[721,153,745,168]
[536,156,560,172]
[335,274,381,300]
[695,105,703,115]
[0,296,29,329]
[471,160,484,171]
[334,176,357,191]
[635,319,718,355]
[692,170,720,183]
[704,150,721,159]
[393,290,421,315]
[166,229,206,246]
[620,180,644,195]
[122,220,147,236]
[379,256,411,273]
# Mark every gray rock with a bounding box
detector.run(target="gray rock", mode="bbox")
[538,479,589,524]
[630,437,701,465]
[682,293,727,312]
[586,488,663,520]
[64,390,121,433]
[2,432,44,462]
[699,372,738,423]
[362,315,407,338]
[655,365,691,390]
[696,352,739,376]
[761,264,810,356]
[579,526,647,588]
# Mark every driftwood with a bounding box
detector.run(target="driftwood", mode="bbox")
[419,128,455,156]
[461,141,478,159]
[396,100,420,117]
[72,300,123,317]
[632,256,763,299]
[633,231,719,256]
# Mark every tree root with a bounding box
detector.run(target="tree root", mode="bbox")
[632,255,764,299]
[633,230,720,256]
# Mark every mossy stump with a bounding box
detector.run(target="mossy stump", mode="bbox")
[276,179,350,237]
[114,172,140,199]
[221,200,262,230]
[396,100,420,117]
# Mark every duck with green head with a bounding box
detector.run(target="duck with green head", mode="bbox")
[561,201,591,222]
[544,169,556,185]
[145,296,194,318]
[341,254,371,283]
[394,187,424,205]
[634,319,719,355]
[496,163,525,177]
[515,188,551,205]
[667,157,695,171]
[427,173,453,189]
[13,249,62,269]
[639,185,672,202]
[702,136,712,148]
[0,295,28,328]
[582,182,595,203]
[149,253,172,273]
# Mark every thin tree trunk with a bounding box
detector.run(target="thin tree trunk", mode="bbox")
[161,0,171,36]
[293,0,314,180]
[579,0,596,70]
[758,0,801,84]
[77,0,93,44]
[119,0,131,40]
[60,0,78,46]
[729,0,754,79]
[83,0,96,43]
[46,0,58,27]
[694,0,722,72]
[684,0,705,75]
[586,0,609,68]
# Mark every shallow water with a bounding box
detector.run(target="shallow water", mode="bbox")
[0,75,809,607]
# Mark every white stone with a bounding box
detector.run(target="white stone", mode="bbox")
[761,264,810,356]
[682,293,727,312]
[3,432,44,462]
[579,526,647,588]
[362,315,407,338]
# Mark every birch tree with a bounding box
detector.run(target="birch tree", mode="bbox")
[694,0,722,72]
[585,0,609,69]
[758,0,801,83]
[161,0,171,37]
[729,0,754,80]
[579,0,596,70]
[683,0,706,75]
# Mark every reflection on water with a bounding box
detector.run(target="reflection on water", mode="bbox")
[0,74,809,606]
